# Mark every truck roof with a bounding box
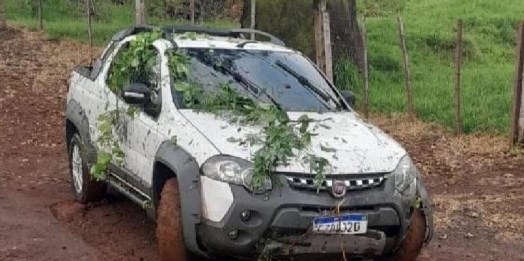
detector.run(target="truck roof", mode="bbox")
[113,25,292,52]
[172,35,294,52]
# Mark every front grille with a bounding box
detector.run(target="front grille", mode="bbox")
[285,174,385,192]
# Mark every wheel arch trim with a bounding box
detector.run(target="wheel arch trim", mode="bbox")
[65,99,97,163]
[153,141,207,258]
[416,173,434,244]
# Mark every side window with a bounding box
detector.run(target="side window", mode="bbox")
[106,42,162,113]
[89,41,117,80]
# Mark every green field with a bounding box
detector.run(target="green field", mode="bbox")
[337,0,523,133]
[4,0,238,46]
[4,0,523,133]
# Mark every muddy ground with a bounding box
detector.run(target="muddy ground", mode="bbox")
[0,28,523,261]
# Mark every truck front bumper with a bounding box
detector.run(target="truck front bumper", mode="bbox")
[197,174,433,260]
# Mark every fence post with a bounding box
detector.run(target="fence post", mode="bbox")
[199,0,204,23]
[190,0,195,25]
[86,0,93,48]
[453,19,463,135]
[397,17,414,119]
[314,0,333,82]
[314,3,324,71]
[511,21,524,145]
[322,11,333,81]
[250,0,256,40]
[0,0,6,29]
[135,0,145,25]
[361,16,369,119]
[37,0,43,30]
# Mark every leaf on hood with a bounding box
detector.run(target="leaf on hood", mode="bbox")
[320,143,337,153]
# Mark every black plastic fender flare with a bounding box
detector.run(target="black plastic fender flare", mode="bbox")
[153,141,207,258]
[65,99,97,163]
[416,173,434,244]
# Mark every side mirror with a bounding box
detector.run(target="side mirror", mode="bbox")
[122,83,150,105]
[340,90,356,108]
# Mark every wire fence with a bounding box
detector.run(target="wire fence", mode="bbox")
[3,0,523,136]
[3,0,243,45]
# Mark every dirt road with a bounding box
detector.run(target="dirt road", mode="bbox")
[1,28,523,261]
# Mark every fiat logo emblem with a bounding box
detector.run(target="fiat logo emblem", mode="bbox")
[332,180,347,198]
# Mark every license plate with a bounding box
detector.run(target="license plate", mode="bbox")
[312,214,368,235]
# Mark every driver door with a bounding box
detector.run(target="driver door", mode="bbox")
[98,38,163,190]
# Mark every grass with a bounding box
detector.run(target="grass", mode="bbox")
[337,0,524,133]
[4,0,521,133]
[4,0,239,46]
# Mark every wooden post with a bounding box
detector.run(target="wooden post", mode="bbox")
[199,0,204,23]
[37,0,43,30]
[322,11,333,81]
[313,0,333,82]
[190,0,195,25]
[0,0,6,29]
[86,0,93,48]
[314,4,324,71]
[397,17,414,119]
[511,21,524,145]
[453,19,463,135]
[250,0,256,40]
[135,0,145,25]
[361,16,369,118]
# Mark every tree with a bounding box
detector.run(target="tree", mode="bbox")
[0,0,6,29]
[241,0,365,74]
[327,0,365,73]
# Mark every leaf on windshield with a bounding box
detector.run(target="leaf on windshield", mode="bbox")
[175,81,191,92]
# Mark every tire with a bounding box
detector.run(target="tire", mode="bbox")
[68,133,106,203]
[388,209,427,261]
[156,179,189,261]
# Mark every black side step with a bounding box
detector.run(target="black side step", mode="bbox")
[106,173,151,208]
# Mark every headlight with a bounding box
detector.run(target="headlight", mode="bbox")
[201,155,272,194]
[393,156,418,194]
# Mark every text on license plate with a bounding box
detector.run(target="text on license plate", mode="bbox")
[312,214,368,234]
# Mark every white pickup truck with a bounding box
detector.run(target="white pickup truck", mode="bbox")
[65,26,433,261]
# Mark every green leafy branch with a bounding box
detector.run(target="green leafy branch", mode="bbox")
[91,108,125,180]
[91,31,163,179]
[168,53,330,191]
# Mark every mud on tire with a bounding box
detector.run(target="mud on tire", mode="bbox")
[388,209,426,261]
[156,178,188,261]
[68,133,106,203]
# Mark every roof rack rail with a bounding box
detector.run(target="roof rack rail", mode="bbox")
[164,26,286,46]
[112,25,158,42]
[229,28,286,46]
[111,25,286,47]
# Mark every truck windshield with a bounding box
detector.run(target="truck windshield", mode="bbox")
[171,48,344,112]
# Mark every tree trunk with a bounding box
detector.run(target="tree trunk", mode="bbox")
[0,0,6,29]
[240,0,252,28]
[327,0,365,73]
[242,0,365,73]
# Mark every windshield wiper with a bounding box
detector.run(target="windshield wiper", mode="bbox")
[220,64,281,107]
[275,61,339,107]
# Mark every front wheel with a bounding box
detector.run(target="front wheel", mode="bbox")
[156,178,189,261]
[387,209,427,261]
[68,133,106,203]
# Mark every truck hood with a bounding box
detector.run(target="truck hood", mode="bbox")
[180,110,406,174]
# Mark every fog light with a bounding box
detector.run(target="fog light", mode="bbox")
[228,229,239,240]
[240,210,251,222]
